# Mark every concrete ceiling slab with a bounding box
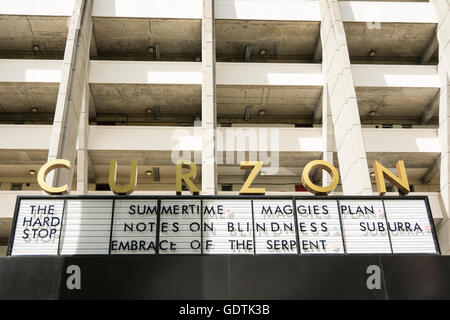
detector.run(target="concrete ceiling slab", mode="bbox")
[0,150,47,165]
[90,83,201,118]
[89,150,201,167]
[217,85,322,120]
[365,152,439,168]
[93,17,201,60]
[345,22,437,63]
[0,82,58,114]
[356,87,439,121]
[0,15,68,58]
[215,20,320,62]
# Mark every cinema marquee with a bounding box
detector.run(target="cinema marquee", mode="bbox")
[6,158,440,256]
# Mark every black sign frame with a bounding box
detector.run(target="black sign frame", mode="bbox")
[7,195,441,256]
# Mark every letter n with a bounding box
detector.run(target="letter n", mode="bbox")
[373,160,409,195]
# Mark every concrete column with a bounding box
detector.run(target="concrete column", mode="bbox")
[46,0,93,192]
[318,0,372,195]
[321,85,335,188]
[201,0,217,195]
[76,84,90,194]
[432,0,450,254]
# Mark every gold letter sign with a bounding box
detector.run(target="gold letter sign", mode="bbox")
[373,160,410,196]
[37,159,71,195]
[301,160,339,195]
[108,160,138,195]
[239,161,265,195]
[176,161,199,195]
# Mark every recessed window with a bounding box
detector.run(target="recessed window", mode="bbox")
[222,184,232,191]
[11,183,22,191]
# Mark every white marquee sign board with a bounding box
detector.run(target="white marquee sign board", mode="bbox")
[8,196,439,256]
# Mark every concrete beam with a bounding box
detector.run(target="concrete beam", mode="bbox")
[312,89,323,124]
[87,84,97,120]
[90,28,98,59]
[313,35,322,62]
[421,32,439,64]
[421,91,440,124]
[47,0,94,192]
[422,156,440,184]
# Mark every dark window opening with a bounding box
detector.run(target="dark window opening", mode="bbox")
[222,184,232,191]
[95,184,110,191]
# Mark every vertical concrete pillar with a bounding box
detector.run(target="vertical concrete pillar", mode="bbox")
[76,84,90,194]
[318,0,372,195]
[432,0,450,254]
[46,0,93,192]
[321,85,335,188]
[201,0,217,195]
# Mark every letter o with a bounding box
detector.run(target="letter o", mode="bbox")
[301,160,339,195]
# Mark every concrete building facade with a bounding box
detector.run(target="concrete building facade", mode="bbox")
[0,0,449,253]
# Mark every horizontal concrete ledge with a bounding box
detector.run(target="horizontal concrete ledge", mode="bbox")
[362,128,440,153]
[0,125,440,154]
[216,62,323,86]
[89,61,202,85]
[215,0,320,21]
[1,0,437,24]
[0,60,62,83]
[0,125,52,150]
[352,65,440,88]
[93,0,202,19]
[339,1,437,23]
[0,0,75,16]
[1,60,439,88]
[90,61,323,86]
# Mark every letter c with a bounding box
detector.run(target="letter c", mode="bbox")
[37,159,71,195]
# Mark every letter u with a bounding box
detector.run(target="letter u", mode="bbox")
[108,160,138,195]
